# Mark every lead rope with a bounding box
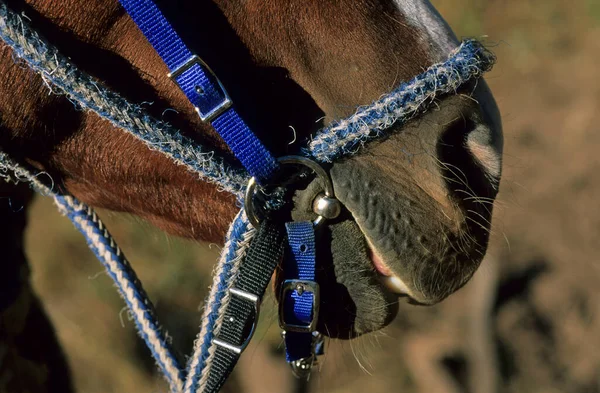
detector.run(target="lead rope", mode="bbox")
[0,1,496,391]
[112,1,289,391]
[0,149,259,393]
[0,152,186,392]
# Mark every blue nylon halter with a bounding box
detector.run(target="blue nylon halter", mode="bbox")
[118,0,320,373]
[118,0,278,185]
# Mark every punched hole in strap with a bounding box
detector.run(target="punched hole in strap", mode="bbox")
[168,55,232,122]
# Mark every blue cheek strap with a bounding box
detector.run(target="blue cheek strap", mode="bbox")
[117,0,279,185]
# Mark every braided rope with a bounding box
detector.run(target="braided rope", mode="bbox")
[54,195,186,392]
[183,210,255,393]
[307,39,496,162]
[0,1,248,196]
[0,2,495,185]
[0,152,185,392]
[1,152,257,393]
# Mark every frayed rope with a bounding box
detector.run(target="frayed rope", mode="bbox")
[0,0,494,181]
[184,210,255,393]
[306,39,496,163]
[0,151,257,393]
[0,1,248,196]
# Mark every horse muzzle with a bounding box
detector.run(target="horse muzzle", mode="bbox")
[290,90,502,337]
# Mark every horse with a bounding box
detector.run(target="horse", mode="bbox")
[0,0,503,392]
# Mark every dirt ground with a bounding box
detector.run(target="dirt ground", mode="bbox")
[22,0,600,392]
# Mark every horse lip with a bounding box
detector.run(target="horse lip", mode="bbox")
[332,185,416,298]
[329,172,417,300]
[369,247,393,276]
[367,241,412,296]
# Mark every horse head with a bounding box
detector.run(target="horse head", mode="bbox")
[212,0,503,337]
[0,0,502,340]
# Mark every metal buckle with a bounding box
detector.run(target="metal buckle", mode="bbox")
[287,331,325,379]
[168,55,233,122]
[278,279,320,333]
[212,287,260,355]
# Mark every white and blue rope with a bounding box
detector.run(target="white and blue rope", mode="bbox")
[55,194,186,392]
[184,209,255,393]
[0,152,186,392]
[0,151,259,393]
[307,39,495,162]
[0,0,495,185]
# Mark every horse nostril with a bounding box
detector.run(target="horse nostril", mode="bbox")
[437,116,501,200]
[466,123,502,180]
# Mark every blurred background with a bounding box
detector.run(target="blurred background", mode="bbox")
[24,0,599,392]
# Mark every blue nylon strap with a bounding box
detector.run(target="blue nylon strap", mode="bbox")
[283,221,318,362]
[117,0,279,183]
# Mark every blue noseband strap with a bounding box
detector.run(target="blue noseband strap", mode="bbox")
[118,0,279,184]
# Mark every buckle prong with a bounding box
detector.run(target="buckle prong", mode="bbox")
[168,55,232,122]
[279,279,320,333]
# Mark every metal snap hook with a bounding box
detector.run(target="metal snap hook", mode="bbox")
[244,156,341,228]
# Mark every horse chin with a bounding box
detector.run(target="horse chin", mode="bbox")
[287,172,470,339]
[320,218,400,338]
[290,181,400,339]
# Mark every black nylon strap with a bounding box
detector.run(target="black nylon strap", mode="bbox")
[204,220,286,393]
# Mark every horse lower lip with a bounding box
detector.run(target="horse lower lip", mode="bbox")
[368,248,411,295]
[379,275,410,295]
[369,248,393,276]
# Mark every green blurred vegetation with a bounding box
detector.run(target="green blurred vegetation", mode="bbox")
[587,0,600,24]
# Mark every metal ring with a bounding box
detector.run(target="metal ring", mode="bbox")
[244,156,336,228]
